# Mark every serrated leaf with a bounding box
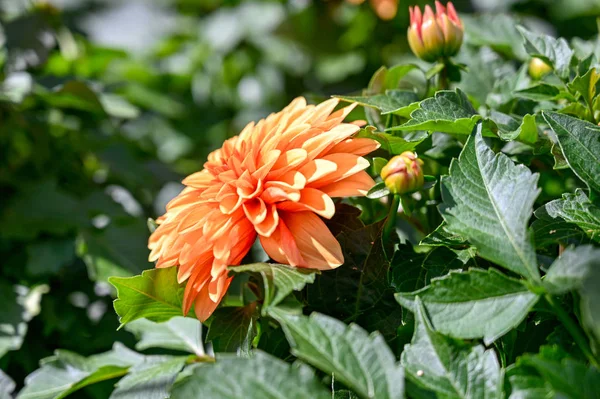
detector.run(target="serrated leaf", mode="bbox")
[396,269,539,344]
[109,267,186,327]
[401,299,504,399]
[439,125,541,281]
[336,90,419,115]
[356,128,427,155]
[389,246,463,294]
[170,351,330,399]
[462,14,526,59]
[388,89,482,135]
[17,343,144,399]
[491,111,538,144]
[125,317,205,356]
[518,26,574,79]
[534,189,600,244]
[206,304,258,355]
[515,83,561,101]
[420,223,468,248]
[228,262,318,311]
[542,111,600,193]
[270,309,404,399]
[109,356,187,399]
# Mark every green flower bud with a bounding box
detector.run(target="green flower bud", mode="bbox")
[408,2,463,62]
[380,152,425,195]
[528,57,553,80]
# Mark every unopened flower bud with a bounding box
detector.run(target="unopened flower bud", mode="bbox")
[380,152,424,195]
[408,1,463,62]
[528,57,552,80]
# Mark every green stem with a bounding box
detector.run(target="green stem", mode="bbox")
[439,60,449,90]
[383,194,401,242]
[545,294,599,367]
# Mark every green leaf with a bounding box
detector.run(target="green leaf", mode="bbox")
[491,111,538,144]
[517,26,574,79]
[228,262,318,311]
[515,83,561,101]
[0,370,15,399]
[0,282,27,359]
[170,351,330,399]
[17,343,144,399]
[336,90,419,115]
[568,67,600,106]
[270,309,404,399]
[401,299,504,399]
[532,189,600,245]
[366,181,389,199]
[420,223,468,248]
[544,245,600,352]
[439,125,541,281]
[396,269,539,344]
[109,357,187,399]
[109,267,186,328]
[462,14,526,59]
[388,89,482,135]
[543,111,600,193]
[514,350,600,399]
[125,317,205,356]
[389,246,463,294]
[384,64,420,89]
[356,128,427,155]
[206,304,258,355]
[25,238,75,277]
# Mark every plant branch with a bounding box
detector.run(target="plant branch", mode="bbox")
[383,194,400,242]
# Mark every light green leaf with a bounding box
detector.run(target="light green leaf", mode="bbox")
[389,89,482,135]
[396,269,539,344]
[0,370,15,399]
[206,304,258,355]
[109,267,186,327]
[366,181,389,199]
[420,223,468,248]
[543,111,600,193]
[568,67,600,106]
[356,128,427,155]
[270,309,404,399]
[336,90,419,115]
[125,317,205,356]
[515,83,561,101]
[228,262,318,310]
[491,111,538,144]
[517,26,574,79]
[170,351,330,399]
[439,125,541,281]
[109,357,187,399]
[401,299,504,399]
[17,343,144,399]
[462,14,526,59]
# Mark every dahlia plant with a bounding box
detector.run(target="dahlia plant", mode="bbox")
[12,2,600,399]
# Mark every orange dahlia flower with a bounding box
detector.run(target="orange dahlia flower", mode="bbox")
[148,97,379,321]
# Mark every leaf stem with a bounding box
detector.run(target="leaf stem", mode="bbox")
[383,194,400,242]
[439,60,449,90]
[545,294,599,368]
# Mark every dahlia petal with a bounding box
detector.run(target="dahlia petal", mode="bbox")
[254,204,279,237]
[310,153,370,187]
[303,124,360,159]
[277,188,335,219]
[319,171,375,197]
[278,220,305,266]
[181,170,214,188]
[281,211,343,269]
[261,186,301,203]
[311,98,340,124]
[298,159,338,183]
[327,138,380,156]
[254,149,281,180]
[265,170,306,190]
[269,148,308,178]
[243,197,268,225]
[194,276,232,321]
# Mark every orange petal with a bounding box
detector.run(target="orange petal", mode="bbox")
[303,124,359,159]
[194,275,232,322]
[276,188,335,219]
[254,204,280,237]
[281,211,343,269]
[181,170,215,188]
[326,138,380,156]
[243,197,268,225]
[310,153,370,187]
[319,171,375,197]
[298,158,338,184]
[261,186,301,203]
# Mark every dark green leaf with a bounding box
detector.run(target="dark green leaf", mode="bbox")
[170,351,330,399]
[357,128,427,155]
[206,304,258,354]
[388,89,482,135]
[228,263,318,311]
[515,83,561,101]
[109,357,187,399]
[518,26,574,79]
[25,238,75,277]
[420,223,468,248]
[491,111,538,144]
[109,267,186,327]
[336,90,419,115]
[401,299,503,399]
[463,14,526,59]
[439,125,541,281]
[270,309,404,399]
[543,111,600,193]
[568,67,600,106]
[396,269,539,344]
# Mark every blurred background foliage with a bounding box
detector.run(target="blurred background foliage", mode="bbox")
[1,0,600,396]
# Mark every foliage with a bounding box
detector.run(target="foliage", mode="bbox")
[2,0,600,398]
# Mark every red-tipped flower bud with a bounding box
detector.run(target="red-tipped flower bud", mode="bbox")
[528,57,553,80]
[408,1,463,62]
[380,152,425,195]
